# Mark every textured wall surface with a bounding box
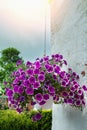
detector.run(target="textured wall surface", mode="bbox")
[51,0,87,85]
[52,104,87,130]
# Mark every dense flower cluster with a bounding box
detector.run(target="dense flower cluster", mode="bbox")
[5,54,87,121]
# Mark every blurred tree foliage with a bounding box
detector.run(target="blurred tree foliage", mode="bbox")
[0,47,23,95]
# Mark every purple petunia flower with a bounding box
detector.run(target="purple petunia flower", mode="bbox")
[61,81,67,87]
[26,61,32,67]
[44,56,49,61]
[32,115,37,122]
[35,113,42,120]
[74,84,79,89]
[34,69,40,75]
[50,93,55,97]
[47,66,53,73]
[68,68,72,72]
[76,75,80,80]
[40,58,43,63]
[53,74,57,80]
[55,54,60,58]
[32,113,42,121]
[14,71,20,77]
[60,71,66,78]
[64,79,69,86]
[53,64,56,68]
[27,69,33,75]
[67,98,73,104]
[23,80,30,87]
[13,78,19,85]
[11,100,15,104]
[82,100,85,106]
[35,93,43,101]
[59,54,63,59]
[40,71,45,75]
[18,87,24,94]
[43,94,49,100]
[78,89,83,95]
[64,98,68,103]
[16,60,22,66]
[39,100,46,105]
[62,92,68,97]
[51,54,55,58]
[31,101,36,106]
[75,100,81,106]
[34,82,40,89]
[6,89,13,97]
[72,72,77,77]
[38,74,45,82]
[70,86,75,92]
[80,94,84,100]
[48,86,55,94]
[25,87,34,95]
[66,73,70,78]
[29,76,35,84]
[8,96,14,102]
[54,54,63,61]
[63,60,67,65]
[20,96,25,102]
[14,85,19,92]
[20,71,25,76]
[36,58,40,61]
[74,94,80,99]
[82,85,87,91]
[35,61,41,69]
[45,64,50,69]
[16,108,23,113]
[54,66,60,74]
[53,95,59,102]
[19,75,26,81]
[69,92,74,97]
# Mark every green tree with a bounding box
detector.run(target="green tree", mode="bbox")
[0,47,21,65]
[0,47,23,94]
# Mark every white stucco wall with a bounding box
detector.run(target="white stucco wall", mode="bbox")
[52,104,87,130]
[51,1,87,129]
[51,0,87,86]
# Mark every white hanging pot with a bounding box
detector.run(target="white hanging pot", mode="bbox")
[52,103,87,130]
[34,96,53,110]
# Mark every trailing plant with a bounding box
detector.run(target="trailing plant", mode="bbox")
[5,54,87,121]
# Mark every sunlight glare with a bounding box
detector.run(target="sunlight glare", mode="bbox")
[7,0,48,18]
[0,0,49,37]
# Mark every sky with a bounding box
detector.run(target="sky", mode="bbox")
[0,0,51,62]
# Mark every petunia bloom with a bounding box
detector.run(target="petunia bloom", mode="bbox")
[25,87,34,95]
[29,76,36,84]
[38,74,45,82]
[34,82,41,89]
[32,113,42,121]
[48,86,55,94]
[35,93,43,102]
[43,94,49,100]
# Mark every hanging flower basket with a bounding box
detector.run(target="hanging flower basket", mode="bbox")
[5,54,87,121]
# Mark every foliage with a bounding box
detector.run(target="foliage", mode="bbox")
[0,95,8,110]
[0,47,23,95]
[5,54,87,121]
[0,103,9,110]
[0,47,21,64]
[0,110,52,130]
